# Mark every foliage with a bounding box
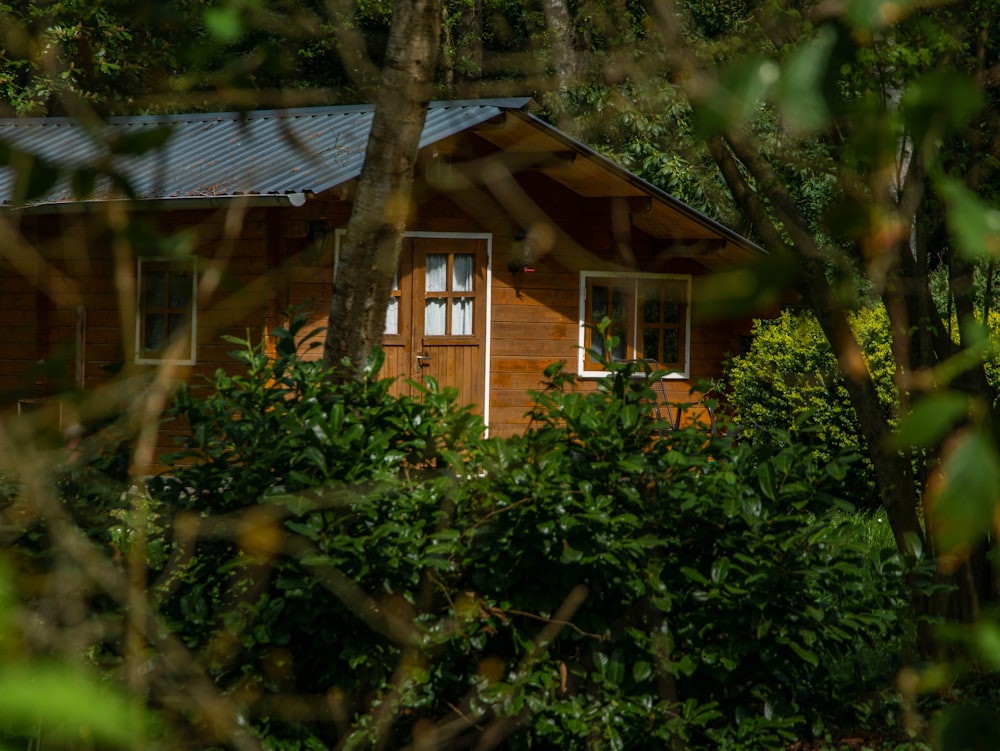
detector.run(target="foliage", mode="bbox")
[726,306,897,505]
[140,326,907,749]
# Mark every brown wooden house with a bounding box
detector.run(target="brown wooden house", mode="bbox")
[0,98,761,440]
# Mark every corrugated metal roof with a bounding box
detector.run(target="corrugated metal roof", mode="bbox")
[0,98,534,207]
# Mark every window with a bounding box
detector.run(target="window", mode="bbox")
[423,251,475,336]
[579,272,690,377]
[136,258,197,364]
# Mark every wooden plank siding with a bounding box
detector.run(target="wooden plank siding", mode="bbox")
[2,151,758,465]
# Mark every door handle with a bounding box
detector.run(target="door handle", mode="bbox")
[416,352,431,368]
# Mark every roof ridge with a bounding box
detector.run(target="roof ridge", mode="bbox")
[0,97,535,126]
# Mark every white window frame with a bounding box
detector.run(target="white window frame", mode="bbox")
[135,257,198,365]
[577,271,691,379]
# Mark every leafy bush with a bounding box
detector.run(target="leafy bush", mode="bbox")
[143,323,907,750]
[726,306,897,505]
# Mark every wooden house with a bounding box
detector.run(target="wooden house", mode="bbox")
[0,98,761,440]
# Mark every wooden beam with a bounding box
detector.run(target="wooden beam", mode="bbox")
[655,239,726,257]
[453,151,577,173]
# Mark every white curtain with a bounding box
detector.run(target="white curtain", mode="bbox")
[452,254,473,291]
[384,297,399,335]
[451,298,473,335]
[425,299,446,335]
[426,254,447,291]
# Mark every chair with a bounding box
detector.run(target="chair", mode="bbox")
[631,359,678,431]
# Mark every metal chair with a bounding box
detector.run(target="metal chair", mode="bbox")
[631,359,678,431]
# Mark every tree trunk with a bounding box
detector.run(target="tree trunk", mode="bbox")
[541,0,577,96]
[322,0,443,375]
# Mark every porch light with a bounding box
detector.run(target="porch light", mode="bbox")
[508,226,537,274]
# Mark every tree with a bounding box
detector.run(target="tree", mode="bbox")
[321,0,444,373]
[629,0,1000,649]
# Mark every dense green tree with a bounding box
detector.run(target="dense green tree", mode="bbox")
[616,0,1000,649]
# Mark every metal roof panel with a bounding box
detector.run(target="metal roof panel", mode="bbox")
[0,99,533,206]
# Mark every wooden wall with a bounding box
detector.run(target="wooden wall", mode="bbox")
[0,207,279,469]
[1,162,755,468]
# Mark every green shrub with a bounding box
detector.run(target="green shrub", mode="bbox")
[144,325,906,750]
[726,306,897,505]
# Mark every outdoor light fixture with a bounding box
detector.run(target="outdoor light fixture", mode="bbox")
[508,226,537,274]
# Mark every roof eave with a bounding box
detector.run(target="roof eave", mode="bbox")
[1,192,311,214]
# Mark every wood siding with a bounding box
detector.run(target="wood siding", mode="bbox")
[2,156,757,464]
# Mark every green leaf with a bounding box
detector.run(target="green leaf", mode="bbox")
[757,462,776,501]
[894,391,969,449]
[680,566,708,585]
[971,622,1000,670]
[12,151,59,203]
[710,556,730,584]
[845,0,917,30]
[936,175,1000,261]
[776,24,839,132]
[934,704,1000,751]
[204,6,244,43]
[605,654,626,685]
[927,429,1000,554]
[0,664,145,746]
[692,55,780,137]
[901,68,982,147]
[560,540,583,564]
[632,660,653,683]
[108,125,174,156]
[786,640,819,667]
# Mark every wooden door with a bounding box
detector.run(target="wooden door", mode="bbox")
[381,236,487,412]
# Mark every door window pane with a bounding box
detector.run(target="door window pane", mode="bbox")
[385,297,399,335]
[452,254,474,292]
[452,298,473,335]
[425,299,446,335]
[426,254,447,292]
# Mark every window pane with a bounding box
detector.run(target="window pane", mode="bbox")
[145,314,165,351]
[611,289,626,323]
[425,299,446,335]
[168,272,193,308]
[426,254,447,292]
[145,271,167,308]
[611,333,626,362]
[452,254,473,292]
[643,294,660,324]
[452,298,473,335]
[662,330,679,364]
[642,328,659,363]
[591,284,608,321]
[167,313,187,339]
[384,297,399,335]
[663,301,680,324]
